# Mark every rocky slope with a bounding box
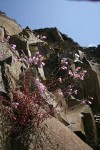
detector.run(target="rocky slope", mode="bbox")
[0,12,100,150]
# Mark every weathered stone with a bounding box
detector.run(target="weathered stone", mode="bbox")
[82,61,100,111]
[9,27,46,58]
[0,11,22,35]
[0,26,4,42]
[12,118,93,150]
[34,27,82,52]
[0,41,25,95]
[60,104,98,149]
[0,65,6,93]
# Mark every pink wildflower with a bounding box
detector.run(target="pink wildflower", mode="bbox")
[3,36,10,42]
[83,70,87,73]
[35,78,45,93]
[35,78,40,84]
[12,102,19,109]
[69,70,73,76]
[18,58,26,62]
[13,57,17,63]
[33,56,39,65]
[38,83,45,93]
[7,36,10,39]
[6,36,10,42]
[11,44,16,50]
[29,57,33,64]
[61,66,67,70]
[88,101,92,105]
[76,67,81,71]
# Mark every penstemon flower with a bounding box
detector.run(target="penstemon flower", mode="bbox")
[11,44,16,50]
[13,57,17,63]
[28,57,33,64]
[35,78,45,93]
[12,102,19,109]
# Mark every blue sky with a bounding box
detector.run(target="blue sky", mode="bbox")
[0,0,100,46]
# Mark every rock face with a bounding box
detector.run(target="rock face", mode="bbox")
[0,41,25,150]
[0,41,24,95]
[0,11,22,35]
[34,27,82,52]
[0,26,4,42]
[60,104,98,149]
[13,118,93,150]
[0,13,100,150]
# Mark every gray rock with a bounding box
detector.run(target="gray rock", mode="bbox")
[13,118,93,150]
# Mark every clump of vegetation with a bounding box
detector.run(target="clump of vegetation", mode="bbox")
[0,35,92,139]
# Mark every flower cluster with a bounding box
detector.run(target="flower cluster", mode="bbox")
[0,34,93,138]
[1,88,48,137]
[50,56,89,103]
[28,52,45,68]
[82,96,93,105]
[35,78,45,93]
[69,67,87,80]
